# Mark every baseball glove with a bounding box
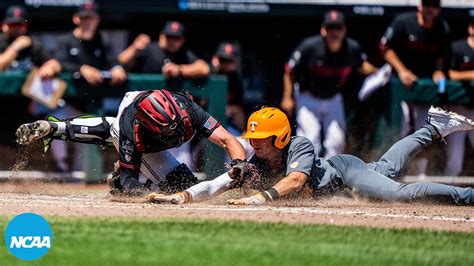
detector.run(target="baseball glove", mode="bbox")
[226,159,261,189]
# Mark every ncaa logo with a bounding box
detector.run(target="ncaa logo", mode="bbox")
[4,213,52,261]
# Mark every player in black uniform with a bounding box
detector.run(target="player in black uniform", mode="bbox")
[0,5,61,77]
[16,89,246,196]
[380,0,450,175]
[56,2,127,87]
[443,17,474,176]
[119,21,210,79]
[211,42,245,132]
[281,10,376,158]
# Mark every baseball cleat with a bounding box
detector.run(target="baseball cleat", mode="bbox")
[15,120,54,145]
[427,106,474,138]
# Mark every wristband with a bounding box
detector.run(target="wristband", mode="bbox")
[183,190,193,203]
[262,188,280,201]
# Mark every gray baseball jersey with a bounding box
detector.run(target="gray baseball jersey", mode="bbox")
[248,136,339,194]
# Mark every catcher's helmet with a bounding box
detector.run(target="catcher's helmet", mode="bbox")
[136,90,183,136]
[242,107,291,149]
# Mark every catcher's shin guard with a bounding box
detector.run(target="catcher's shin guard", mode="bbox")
[43,115,114,152]
[164,164,199,193]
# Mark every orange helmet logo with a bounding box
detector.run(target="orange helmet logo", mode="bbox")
[250,122,258,132]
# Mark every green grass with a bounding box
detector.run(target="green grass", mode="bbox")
[0,216,472,266]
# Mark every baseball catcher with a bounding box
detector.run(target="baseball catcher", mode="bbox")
[16,89,246,196]
[149,106,474,205]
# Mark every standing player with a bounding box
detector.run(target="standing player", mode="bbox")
[16,89,246,196]
[281,10,376,158]
[444,17,474,176]
[150,107,474,205]
[380,0,450,175]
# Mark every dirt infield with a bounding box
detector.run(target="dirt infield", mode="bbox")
[0,182,472,233]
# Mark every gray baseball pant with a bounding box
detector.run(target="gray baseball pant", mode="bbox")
[328,125,473,204]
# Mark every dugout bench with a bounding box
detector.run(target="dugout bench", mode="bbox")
[0,72,228,182]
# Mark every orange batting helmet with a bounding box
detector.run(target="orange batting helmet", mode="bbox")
[242,107,291,149]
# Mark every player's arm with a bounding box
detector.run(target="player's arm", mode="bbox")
[118,34,150,67]
[432,57,446,84]
[227,172,308,205]
[449,69,474,81]
[208,125,246,160]
[380,18,418,87]
[148,172,233,204]
[37,59,62,79]
[357,61,378,76]
[178,59,210,78]
[383,48,418,87]
[0,36,32,71]
[281,71,295,115]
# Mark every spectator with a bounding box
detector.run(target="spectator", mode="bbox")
[52,2,126,171]
[119,21,210,79]
[380,0,450,175]
[211,42,245,132]
[0,5,60,77]
[281,10,376,158]
[56,2,126,87]
[0,5,68,171]
[444,17,474,176]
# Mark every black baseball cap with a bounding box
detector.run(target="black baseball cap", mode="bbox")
[4,6,27,24]
[162,21,185,38]
[75,1,99,17]
[323,10,345,27]
[216,42,241,61]
[421,0,441,7]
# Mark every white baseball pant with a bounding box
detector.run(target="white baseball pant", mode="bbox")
[296,91,346,158]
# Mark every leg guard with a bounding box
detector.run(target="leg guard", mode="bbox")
[43,115,114,152]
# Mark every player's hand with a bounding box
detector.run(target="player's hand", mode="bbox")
[110,66,127,85]
[132,34,151,50]
[37,65,56,79]
[10,35,32,52]
[80,65,103,86]
[227,193,266,205]
[432,70,445,85]
[398,69,418,88]
[227,160,260,189]
[162,63,181,79]
[147,192,189,204]
[280,97,295,117]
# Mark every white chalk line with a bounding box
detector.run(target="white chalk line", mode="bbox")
[0,193,472,223]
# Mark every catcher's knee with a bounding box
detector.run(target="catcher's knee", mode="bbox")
[164,164,198,193]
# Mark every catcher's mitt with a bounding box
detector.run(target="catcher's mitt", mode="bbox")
[226,159,261,189]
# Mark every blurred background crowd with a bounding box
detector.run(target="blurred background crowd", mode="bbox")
[0,0,473,177]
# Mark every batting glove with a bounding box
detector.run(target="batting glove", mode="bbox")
[147,191,190,204]
[227,193,266,205]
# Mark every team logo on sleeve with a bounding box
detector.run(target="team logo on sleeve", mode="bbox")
[204,117,218,130]
[290,162,299,169]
